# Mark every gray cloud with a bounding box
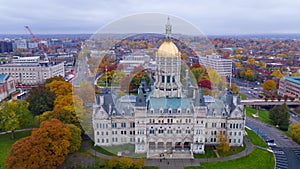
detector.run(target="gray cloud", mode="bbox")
[0,0,299,35]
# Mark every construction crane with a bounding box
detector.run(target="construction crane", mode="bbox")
[24,26,37,42]
[24,26,48,60]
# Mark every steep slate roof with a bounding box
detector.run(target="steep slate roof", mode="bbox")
[148,97,193,109]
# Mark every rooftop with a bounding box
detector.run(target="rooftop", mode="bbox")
[0,73,8,82]
[284,76,300,85]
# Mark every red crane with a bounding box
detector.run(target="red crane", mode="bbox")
[24,26,48,59]
[24,26,37,42]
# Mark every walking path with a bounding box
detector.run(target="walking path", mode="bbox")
[83,137,256,169]
[0,128,32,135]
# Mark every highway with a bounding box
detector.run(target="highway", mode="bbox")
[290,111,300,123]
[246,117,300,169]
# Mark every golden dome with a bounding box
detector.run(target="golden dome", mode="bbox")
[157,41,179,58]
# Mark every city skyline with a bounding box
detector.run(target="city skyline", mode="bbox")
[1,0,300,35]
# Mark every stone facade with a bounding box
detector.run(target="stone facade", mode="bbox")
[92,18,245,159]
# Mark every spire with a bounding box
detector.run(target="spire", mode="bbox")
[195,88,205,106]
[165,17,172,41]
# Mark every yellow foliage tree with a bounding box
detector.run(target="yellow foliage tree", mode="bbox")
[291,123,300,144]
[262,79,277,91]
[217,132,230,152]
[246,58,255,65]
[271,69,284,78]
[134,158,145,169]
[119,157,133,169]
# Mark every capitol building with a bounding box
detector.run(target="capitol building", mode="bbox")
[93,18,245,159]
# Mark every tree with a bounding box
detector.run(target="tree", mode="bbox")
[217,132,230,152]
[228,83,239,94]
[6,119,71,169]
[133,158,145,169]
[37,95,82,130]
[269,103,290,131]
[47,81,73,101]
[198,79,212,89]
[290,123,300,144]
[130,71,150,90]
[207,67,224,90]
[262,79,277,91]
[246,58,255,65]
[26,86,55,116]
[0,100,32,139]
[66,124,82,153]
[191,67,205,82]
[107,156,119,168]
[119,157,133,169]
[271,69,284,78]
[45,75,65,85]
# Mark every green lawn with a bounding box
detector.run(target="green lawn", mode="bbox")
[245,128,268,148]
[218,142,246,157]
[0,131,31,169]
[194,146,217,158]
[245,106,271,124]
[238,93,247,100]
[89,140,116,156]
[185,148,274,169]
[89,140,146,158]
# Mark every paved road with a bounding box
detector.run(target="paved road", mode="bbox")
[247,117,300,169]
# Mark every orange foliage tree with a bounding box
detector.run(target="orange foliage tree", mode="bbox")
[6,119,71,169]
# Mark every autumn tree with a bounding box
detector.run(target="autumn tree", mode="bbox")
[26,86,55,116]
[217,132,230,153]
[262,79,277,91]
[198,79,212,89]
[271,69,284,78]
[130,71,150,89]
[6,119,72,169]
[107,156,119,168]
[119,157,133,169]
[0,100,32,139]
[47,80,73,101]
[66,124,82,153]
[290,123,300,144]
[246,58,255,65]
[269,103,290,131]
[191,67,205,82]
[228,83,239,94]
[207,67,225,90]
[45,75,65,84]
[134,158,145,169]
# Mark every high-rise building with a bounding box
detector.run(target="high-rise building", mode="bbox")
[199,54,232,77]
[0,41,13,53]
[93,18,245,159]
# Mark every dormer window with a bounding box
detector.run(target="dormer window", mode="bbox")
[168,108,172,114]
[177,108,181,114]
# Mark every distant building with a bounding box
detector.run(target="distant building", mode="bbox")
[0,56,64,85]
[0,73,16,102]
[278,76,300,98]
[199,54,232,77]
[0,41,13,53]
[14,39,27,49]
[119,54,151,73]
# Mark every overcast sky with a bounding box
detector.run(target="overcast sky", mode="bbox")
[1,0,300,35]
